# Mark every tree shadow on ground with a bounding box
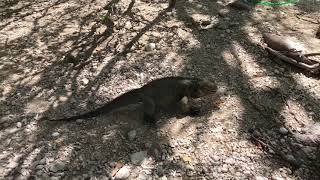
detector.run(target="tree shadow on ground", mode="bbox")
[1,0,320,179]
[175,0,320,178]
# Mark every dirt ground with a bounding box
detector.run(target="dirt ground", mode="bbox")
[1,0,320,179]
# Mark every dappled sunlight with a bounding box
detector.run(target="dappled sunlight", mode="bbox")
[293,74,320,100]
[231,41,266,78]
[280,99,315,131]
[1,0,320,179]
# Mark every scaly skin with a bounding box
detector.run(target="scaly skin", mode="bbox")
[49,76,218,123]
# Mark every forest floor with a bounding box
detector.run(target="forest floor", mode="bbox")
[1,0,320,179]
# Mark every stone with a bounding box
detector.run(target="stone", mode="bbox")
[36,170,43,176]
[82,78,89,85]
[35,165,44,170]
[50,177,59,180]
[136,173,148,180]
[279,127,289,135]
[114,165,130,179]
[271,175,285,180]
[49,162,66,172]
[124,21,132,29]
[130,151,148,165]
[39,158,46,165]
[254,175,268,180]
[16,122,22,128]
[52,132,60,137]
[127,130,137,141]
[221,164,228,173]
[145,43,156,51]
[76,119,84,123]
[224,157,235,165]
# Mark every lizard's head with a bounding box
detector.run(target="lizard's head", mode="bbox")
[190,79,218,98]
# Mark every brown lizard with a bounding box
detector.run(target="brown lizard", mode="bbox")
[48,76,218,123]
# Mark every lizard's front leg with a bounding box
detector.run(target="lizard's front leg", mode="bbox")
[178,96,200,116]
[141,96,157,124]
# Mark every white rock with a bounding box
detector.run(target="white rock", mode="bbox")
[279,127,289,135]
[76,119,84,123]
[221,164,229,173]
[224,157,235,165]
[124,21,132,29]
[36,170,43,176]
[130,151,148,165]
[36,165,44,170]
[82,78,89,85]
[52,132,60,137]
[254,175,268,180]
[271,175,285,180]
[16,122,22,128]
[136,173,148,180]
[39,158,46,165]
[50,177,59,180]
[114,165,130,179]
[145,43,156,51]
[128,130,137,140]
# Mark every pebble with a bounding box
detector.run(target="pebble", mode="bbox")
[224,158,235,165]
[128,130,137,141]
[124,21,132,29]
[49,162,66,172]
[145,43,156,51]
[211,155,220,161]
[36,170,43,176]
[82,78,89,85]
[52,132,60,137]
[50,176,60,180]
[136,173,148,180]
[254,175,268,180]
[271,175,285,180]
[114,165,130,179]
[35,164,44,170]
[279,127,289,135]
[16,122,22,128]
[130,151,148,165]
[285,154,296,164]
[76,119,84,123]
[221,164,229,173]
[39,158,46,165]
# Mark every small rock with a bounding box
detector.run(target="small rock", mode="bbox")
[130,151,148,165]
[127,130,137,141]
[124,21,132,29]
[76,119,84,123]
[16,122,22,128]
[35,165,44,170]
[114,165,130,179]
[211,155,220,161]
[221,164,228,173]
[36,170,43,176]
[136,173,148,180]
[285,154,297,164]
[52,132,60,137]
[50,176,60,180]
[271,175,285,180]
[145,43,156,51]
[39,158,46,165]
[279,127,289,135]
[82,78,89,85]
[254,175,268,180]
[49,162,66,172]
[224,158,235,165]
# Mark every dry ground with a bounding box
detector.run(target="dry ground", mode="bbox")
[1,0,320,179]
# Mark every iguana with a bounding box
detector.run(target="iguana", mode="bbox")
[49,77,218,123]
